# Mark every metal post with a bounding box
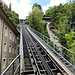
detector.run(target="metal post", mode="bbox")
[19,56,20,74]
[72,54,74,65]
[53,44,55,50]
[60,48,62,55]
[43,35,44,41]
[52,42,54,49]
[47,38,48,44]
[12,63,14,75]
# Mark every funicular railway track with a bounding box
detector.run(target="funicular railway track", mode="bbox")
[21,26,75,75]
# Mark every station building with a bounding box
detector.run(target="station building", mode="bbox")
[43,17,52,22]
[19,19,25,24]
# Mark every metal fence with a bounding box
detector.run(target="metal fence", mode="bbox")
[28,27,75,66]
[1,55,20,75]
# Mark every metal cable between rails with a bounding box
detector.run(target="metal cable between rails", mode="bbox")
[22,26,67,75]
[22,27,43,75]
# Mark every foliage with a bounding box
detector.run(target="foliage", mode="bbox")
[28,6,48,36]
[54,16,70,46]
[3,3,9,11]
[45,3,75,46]
[8,11,19,25]
[65,31,75,52]
[32,3,42,10]
[3,3,19,26]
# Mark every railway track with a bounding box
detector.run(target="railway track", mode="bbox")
[21,26,69,75]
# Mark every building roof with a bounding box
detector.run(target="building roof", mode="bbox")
[43,17,51,21]
[20,19,25,21]
[0,5,19,35]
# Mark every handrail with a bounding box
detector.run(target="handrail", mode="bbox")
[28,27,75,54]
[61,45,75,54]
[28,27,75,65]
[1,54,20,75]
[19,25,25,73]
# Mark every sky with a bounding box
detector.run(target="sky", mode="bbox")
[3,0,70,19]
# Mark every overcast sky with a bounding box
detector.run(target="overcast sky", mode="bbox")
[3,0,69,19]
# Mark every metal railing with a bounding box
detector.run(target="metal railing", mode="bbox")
[28,27,75,66]
[1,55,20,75]
[19,26,25,73]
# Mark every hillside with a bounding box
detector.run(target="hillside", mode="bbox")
[3,3,19,27]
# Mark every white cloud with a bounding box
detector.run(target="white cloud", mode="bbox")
[3,0,68,19]
[42,0,67,13]
[3,0,32,19]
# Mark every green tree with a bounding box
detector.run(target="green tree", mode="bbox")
[45,3,75,46]
[65,31,75,52]
[55,16,70,46]
[28,5,48,35]
[32,3,42,10]
[3,3,9,11]
[3,3,19,26]
[28,7,44,31]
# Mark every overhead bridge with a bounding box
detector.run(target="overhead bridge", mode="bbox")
[1,25,75,75]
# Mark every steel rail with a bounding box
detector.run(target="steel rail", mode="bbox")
[20,26,25,74]
[26,30,54,75]
[22,27,64,75]
[26,28,64,75]
[29,27,75,65]
[22,27,42,75]
[22,29,35,74]
[27,27,75,75]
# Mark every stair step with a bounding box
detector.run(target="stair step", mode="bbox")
[25,67,33,70]
[24,70,34,74]
[25,64,32,66]
[40,70,46,73]
[21,71,34,75]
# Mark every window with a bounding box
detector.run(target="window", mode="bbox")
[2,58,6,70]
[12,58,14,61]
[4,27,8,36]
[4,43,7,51]
[21,21,23,23]
[10,32,12,40]
[15,36,17,43]
[9,46,12,53]
[9,58,12,65]
[12,47,14,53]
[14,48,16,54]
[13,35,14,41]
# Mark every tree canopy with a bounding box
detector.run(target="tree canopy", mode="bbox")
[3,3,19,27]
[45,3,75,52]
[32,3,42,10]
[27,3,49,36]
